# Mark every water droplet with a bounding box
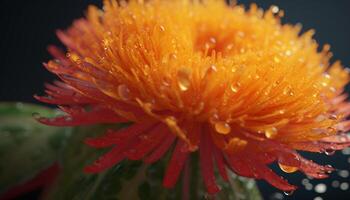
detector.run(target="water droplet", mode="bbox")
[265,127,278,138]
[237,31,245,38]
[315,114,326,122]
[314,197,323,200]
[340,182,349,190]
[209,37,217,44]
[342,148,350,155]
[283,86,294,96]
[230,83,240,93]
[283,190,294,196]
[193,101,205,115]
[305,183,313,191]
[301,178,309,185]
[226,44,234,50]
[329,114,338,120]
[271,5,279,14]
[285,50,292,56]
[324,148,335,156]
[270,192,284,200]
[314,183,327,193]
[338,170,349,178]
[215,122,231,135]
[177,68,191,91]
[327,126,337,135]
[159,25,165,32]
[64,116,73,121]
[278,163,298,173]
[117,84,130,100]
[332,180,340,188]
[278,110,285,114]
[68,53,81,64]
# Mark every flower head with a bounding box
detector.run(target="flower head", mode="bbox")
[36,0,350,194]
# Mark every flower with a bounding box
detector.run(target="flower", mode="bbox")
[36,0,350,194]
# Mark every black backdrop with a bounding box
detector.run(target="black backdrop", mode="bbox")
[0,0,350,200]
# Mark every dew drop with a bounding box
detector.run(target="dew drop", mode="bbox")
[64,116,73,121]
[230,83,240,93]
[338,170,349,178]
[159,25,165,32]
[271,5,279,14]
[278,163,298,173]
[215,122,231,135]
[177,68,191,91]
[314,197,323,200]
[301,178,309,185]
[305,183,313,191]
[265,127,278,138]
[283,190,294,196]
[209,37,217,44]
[340,182,349,190]
[332,180,340,188]
[226,44,234,50]
[283,86,294,96]
[285,50,292,57]
[69,53,81,64]
[315,114,326,122]
[314,183,327,193]
[329,114,338,120]
[117,84,130,100]
[342,148,350,155]
[324,148,335,156]
[326,126,337,134]
[270,192,284,200]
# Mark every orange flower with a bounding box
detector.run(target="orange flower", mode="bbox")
[36,0,350,194]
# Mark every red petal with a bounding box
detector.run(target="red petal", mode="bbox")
[85,121,156,148]
[213,146,228,181]
[299,157,333,179]
[163,140,189,188]
[126,124,168,160]
[199,132,220,194]
[255,163,297,192]
[144,134,176,164]
[84,146,126,173]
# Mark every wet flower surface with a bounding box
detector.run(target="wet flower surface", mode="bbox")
[36,0,350,195]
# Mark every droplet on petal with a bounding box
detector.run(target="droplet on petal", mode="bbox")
[278,163,298,173]
[230,83,240,93]
[283,190,294,196]
[177,68,191,91]
[324,148,335,156]
[265,127,278,138]
[117,84,131,100]
[215,121,231,135]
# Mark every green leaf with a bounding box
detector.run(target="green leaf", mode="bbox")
[0,103,71,193]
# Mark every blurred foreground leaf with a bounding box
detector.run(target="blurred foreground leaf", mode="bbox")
[0,103,71,194]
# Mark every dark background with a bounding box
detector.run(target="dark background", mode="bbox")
[0,0,350,200]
